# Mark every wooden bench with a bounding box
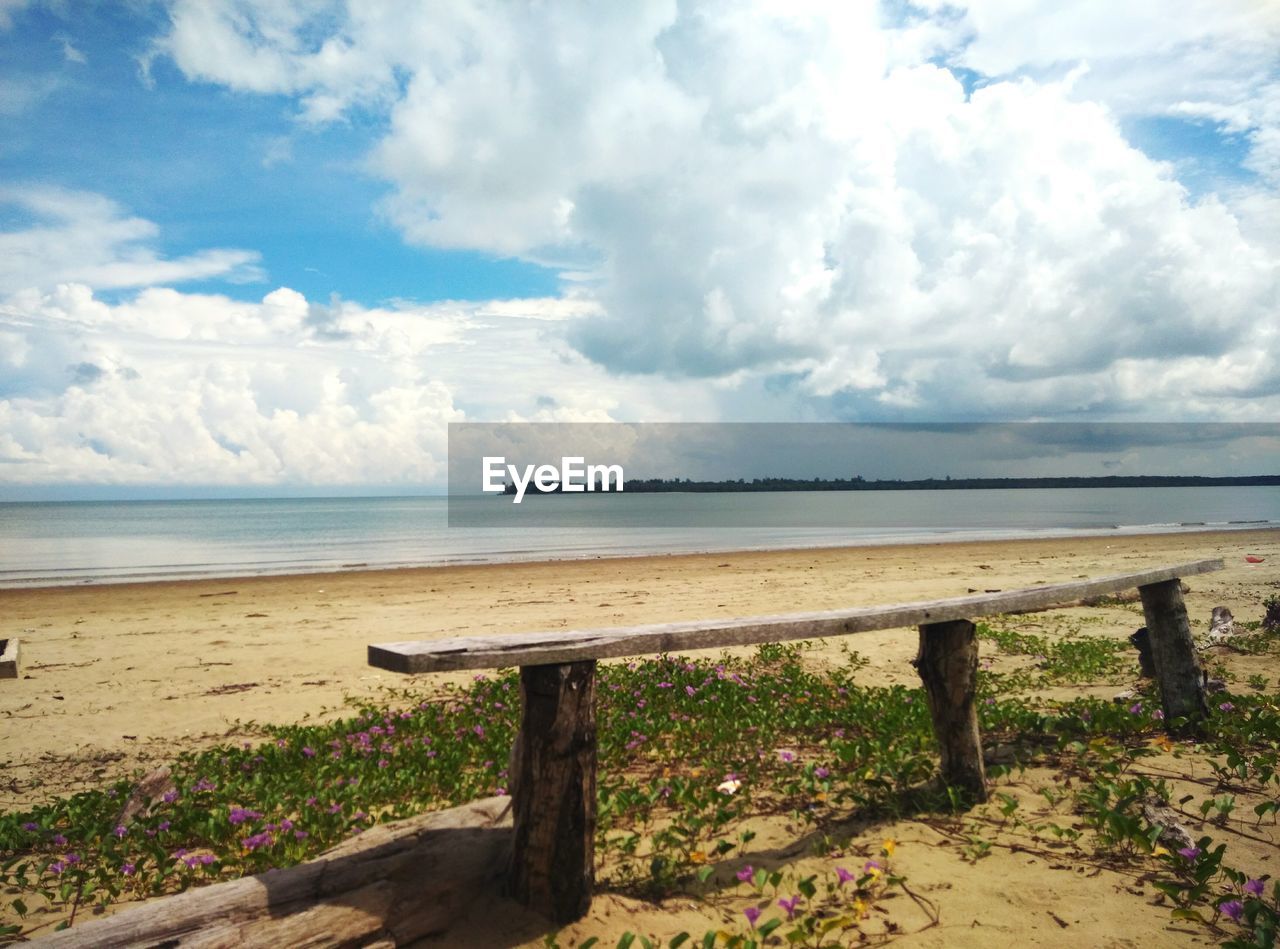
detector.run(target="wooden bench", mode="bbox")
[368,558,1223,923]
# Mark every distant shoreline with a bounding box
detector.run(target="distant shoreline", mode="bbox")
[509,474,1280,494]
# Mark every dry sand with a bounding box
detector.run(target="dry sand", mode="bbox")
[2,528,1278,946]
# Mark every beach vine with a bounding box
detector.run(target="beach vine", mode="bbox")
[1,617,1277,946]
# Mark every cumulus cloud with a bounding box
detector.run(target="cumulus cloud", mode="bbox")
[0,282,714,485]
[153,1,1280,422]
[0,186,263,293]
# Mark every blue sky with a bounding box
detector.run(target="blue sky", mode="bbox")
[1,1,1278,495]
[1,3,559,305]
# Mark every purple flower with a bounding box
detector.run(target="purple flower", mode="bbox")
[328,803,342,814]
[1153,709,1165,720]
[121,862,135,876]
[294,829,309,840]
[65,853,80,865]
[52,834,67,847]
[1129,702,1143,715]
[1219,702,1235,712]
[113,825,127,838]
[814,766,830,779]
[864,860,882,873]
[736,865,754,883]
[657,682,673,689]
[685,685,697,696]
[1178,847,1201,861]
[836,866,856,887]
[229,807,262,825]
[1221,899,1244,922]
[473,724,485,738]
[242,831,273,851]
[49,861,66,875]
[778,750,796,763]
[162,790,179,803]
[743,906,761,928]
[22,821,38,832]
[1245,878,1265,897]
[778,895,802,920]
[302,746,316,758]
[192,778,217,792]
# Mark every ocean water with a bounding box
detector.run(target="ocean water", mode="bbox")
[0,487,1276,588]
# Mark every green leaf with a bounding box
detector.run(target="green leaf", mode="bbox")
[580,939,599,949]
[697,866,715,883]
[669,934,690,949]
[758,918,783,938]
[615,933,636,949]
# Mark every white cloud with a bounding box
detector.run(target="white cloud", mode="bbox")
[0,0,29,31]
[150,3,1280,423]
[0,283,714,485]
[0,186,264,293]
[0,74,59,115]
[57,35,86,64]
[951,0,1280,186]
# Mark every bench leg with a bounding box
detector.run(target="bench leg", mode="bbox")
[1138,579,1208,736]
[508,660,597,923]
[914,619,987,802]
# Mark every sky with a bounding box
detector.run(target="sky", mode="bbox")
[1,0,1278,496]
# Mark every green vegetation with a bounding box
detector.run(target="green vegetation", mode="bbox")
[2,616,1278,946]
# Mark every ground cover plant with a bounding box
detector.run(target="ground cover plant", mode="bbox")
[1,610,1278,946]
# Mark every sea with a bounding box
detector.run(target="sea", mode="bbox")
[0,487,1277,588]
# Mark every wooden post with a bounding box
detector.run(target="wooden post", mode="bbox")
[508,660,597,923]
[1138,579,1208,735]
[914,619,987,802]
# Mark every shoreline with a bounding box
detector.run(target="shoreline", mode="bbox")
[1,527,1276,808]
[2,520,1277,592]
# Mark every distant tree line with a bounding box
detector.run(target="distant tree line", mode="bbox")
[617,474,1280,493]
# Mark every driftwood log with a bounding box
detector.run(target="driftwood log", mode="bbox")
[34,797,513,948]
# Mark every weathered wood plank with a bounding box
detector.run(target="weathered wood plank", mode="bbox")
[508,661,597,923]
[914,620,987,800]
[33,797,513,948]
[1139,579,1209,736]
[369,559,1223,673]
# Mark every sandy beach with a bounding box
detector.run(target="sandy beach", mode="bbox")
[3,528,1275,802]
[2,528,1278,946]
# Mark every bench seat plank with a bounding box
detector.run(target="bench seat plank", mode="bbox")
[369,558,1222,674]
